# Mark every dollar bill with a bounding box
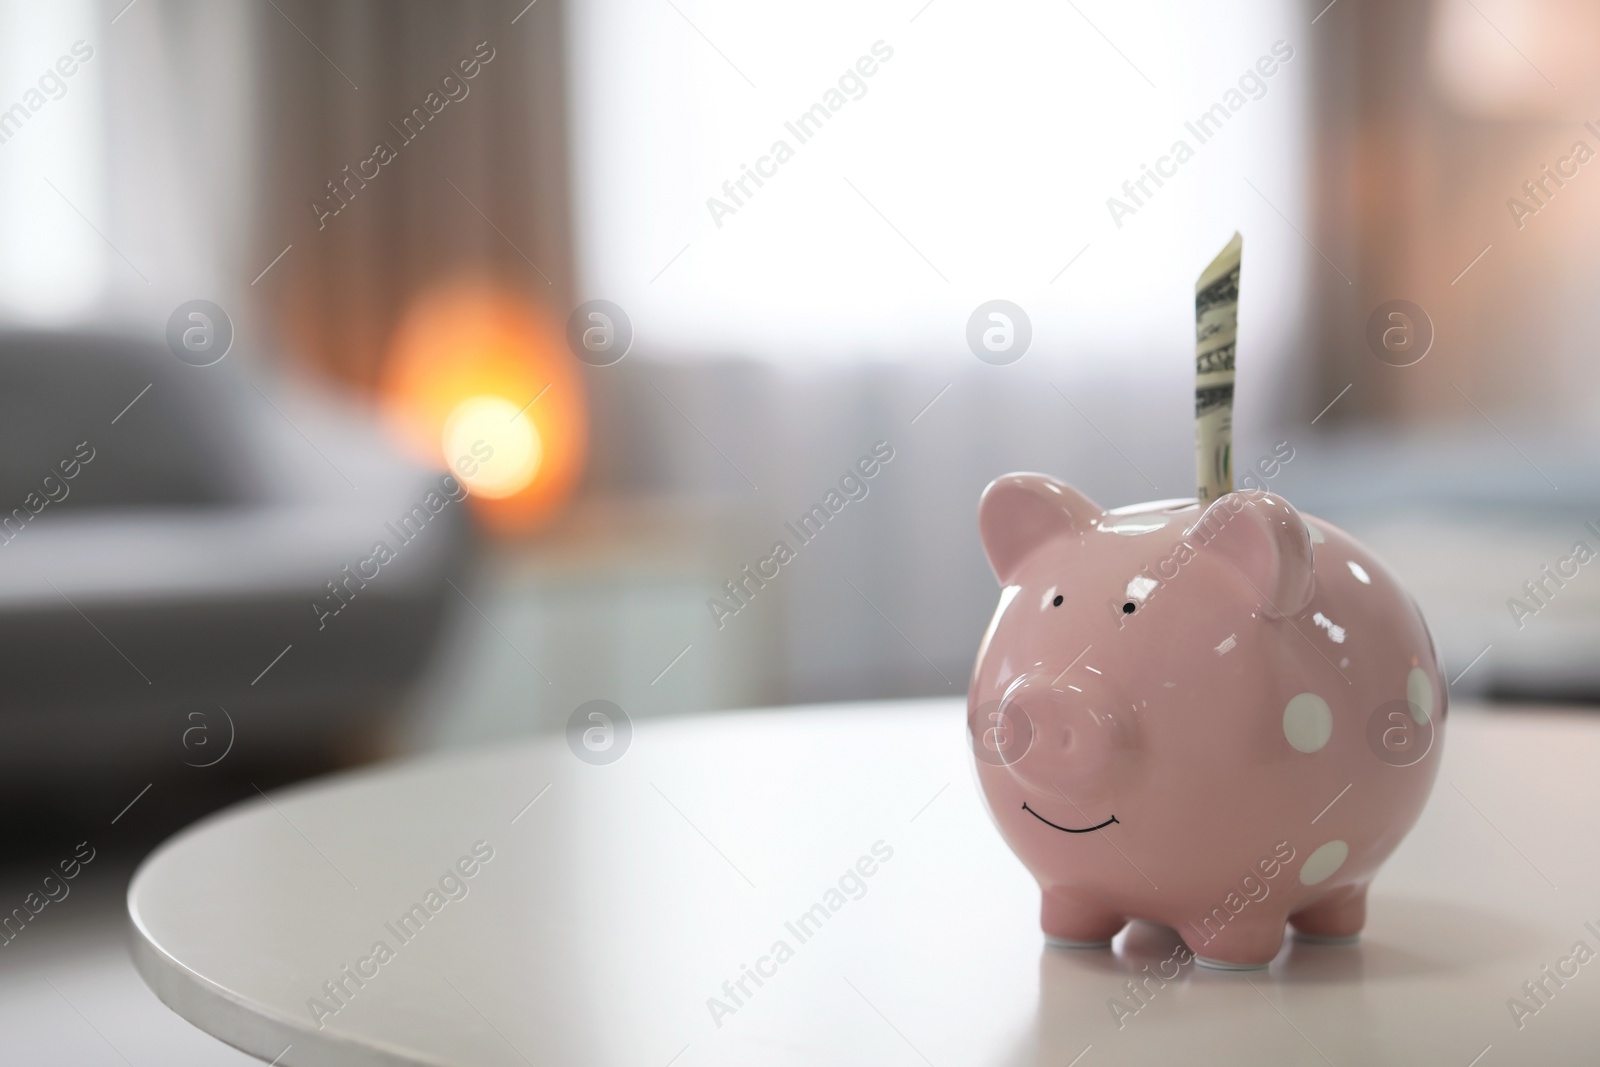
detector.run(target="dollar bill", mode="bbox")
[1195,232,1240,504]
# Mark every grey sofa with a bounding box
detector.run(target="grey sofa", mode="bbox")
[0,331,475,786]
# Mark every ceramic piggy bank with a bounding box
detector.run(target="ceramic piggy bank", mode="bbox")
[968,475,1444,968]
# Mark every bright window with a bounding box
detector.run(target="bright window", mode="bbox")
[569,0,1308,373]
[0,0,106,324]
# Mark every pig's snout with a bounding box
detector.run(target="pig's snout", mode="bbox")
[993,673,1139,800]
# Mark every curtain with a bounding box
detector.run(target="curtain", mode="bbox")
[251,0,573,392]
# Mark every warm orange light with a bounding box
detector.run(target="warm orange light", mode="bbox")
[442,394,543,499]
[380,280,587,531]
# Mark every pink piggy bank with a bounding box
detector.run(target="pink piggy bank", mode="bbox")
[968,475,1444,968]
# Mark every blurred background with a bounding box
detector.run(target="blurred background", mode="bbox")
[2,0,1598,1058]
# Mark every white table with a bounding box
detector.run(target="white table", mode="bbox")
[130,701,1600,1065]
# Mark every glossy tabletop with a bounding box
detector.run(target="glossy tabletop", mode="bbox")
[129,701,1600,1065]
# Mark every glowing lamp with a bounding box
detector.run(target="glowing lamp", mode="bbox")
[380,280,587,531]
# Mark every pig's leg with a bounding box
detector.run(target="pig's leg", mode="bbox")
[1185,916,1287,969]
[1040,885,1125,946]
[1289,883,1366,943]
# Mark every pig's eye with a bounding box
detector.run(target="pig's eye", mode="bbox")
[1052,595,1064,607]
[1122,601,1137,614]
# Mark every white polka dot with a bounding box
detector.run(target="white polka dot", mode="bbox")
[1299,840,1349,886]
[1407,667,1434,724]
[1283,693,1333,753]
[1347,560,1371,584]
[1307,524,1325,544]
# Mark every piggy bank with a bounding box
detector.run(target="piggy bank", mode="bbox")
[968,475,1444,968]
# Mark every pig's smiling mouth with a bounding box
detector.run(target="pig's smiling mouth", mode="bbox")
[1021,803,1118,833]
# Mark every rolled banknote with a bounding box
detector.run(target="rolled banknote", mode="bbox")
[1195,232,1240,504]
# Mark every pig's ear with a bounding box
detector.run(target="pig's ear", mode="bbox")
[1188,491,1315,617]
[978,474,1102,583]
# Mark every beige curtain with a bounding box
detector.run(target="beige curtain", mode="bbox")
[1308,0,1600,429]
[252,0,573,392]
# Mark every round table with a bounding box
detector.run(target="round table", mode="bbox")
[129,700,1600,1065]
